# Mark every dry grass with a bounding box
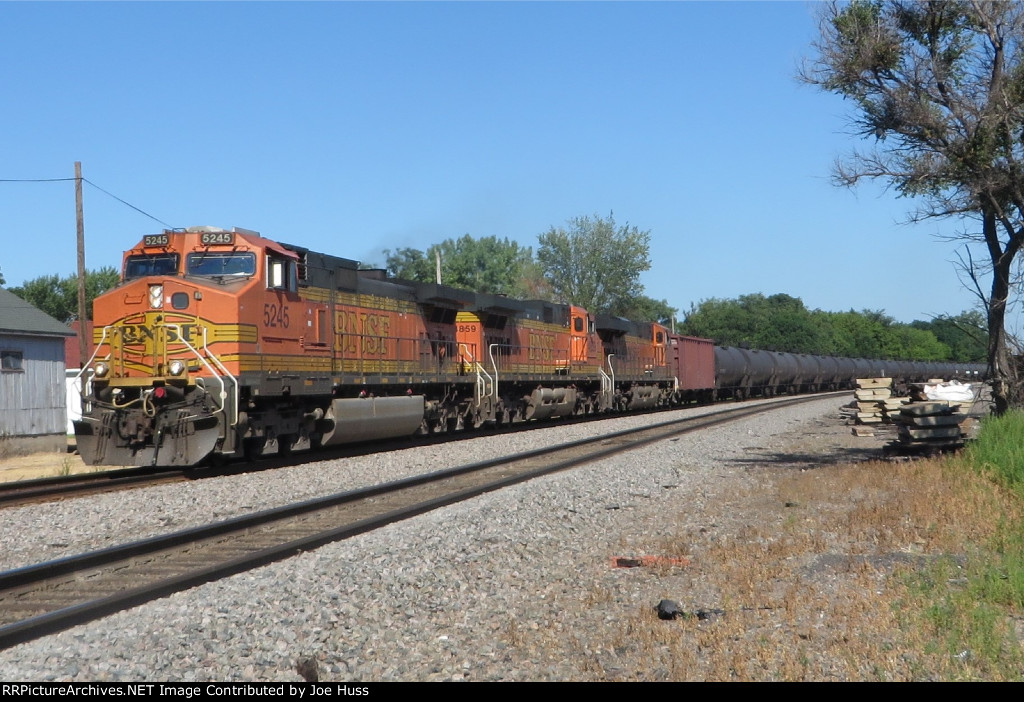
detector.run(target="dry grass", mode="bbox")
[506,454,1024,681]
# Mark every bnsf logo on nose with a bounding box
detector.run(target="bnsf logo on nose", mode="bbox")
[119,324,200,344]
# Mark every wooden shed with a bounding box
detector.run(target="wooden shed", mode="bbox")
[0,288,75,456]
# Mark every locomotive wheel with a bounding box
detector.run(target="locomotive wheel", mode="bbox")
[277,434,295,456]
[471,412,488,430]
[242,437,265,462]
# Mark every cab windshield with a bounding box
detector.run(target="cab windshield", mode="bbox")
[124,254,180,280]
[186,252,256,280]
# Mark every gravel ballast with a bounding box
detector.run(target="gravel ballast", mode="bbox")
[0,396,847,681]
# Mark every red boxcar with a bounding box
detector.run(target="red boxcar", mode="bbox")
[668,334,716,401]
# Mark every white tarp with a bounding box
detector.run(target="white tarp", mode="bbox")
[923,380,976,403]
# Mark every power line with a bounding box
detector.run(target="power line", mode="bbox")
[0,175,177,230]
[0,177,75,182]
[82,178,176,230]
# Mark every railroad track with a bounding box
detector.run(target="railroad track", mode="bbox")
[0,431,473,508]
[2,394,733,508]
[0,394,815,507]
[0,393,839,650]
[0,467,191,509]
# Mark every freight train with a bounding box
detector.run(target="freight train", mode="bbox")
[72,227,985,467]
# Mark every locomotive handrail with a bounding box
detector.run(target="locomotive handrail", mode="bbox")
[599,354,615,410]
[199,326,239,429]
[487,343,505,405]
[72,325,115,412]
[459,343,493,410]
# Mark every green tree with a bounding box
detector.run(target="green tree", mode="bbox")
[681,296,758,346]
[910,310,988,362]
[537,212,651,315]
[681,293,830,354]
[515,258,555,301]
[892,325,951,361]
[384,235,536,297]
[803,0,1024,412]
[434,235,535,296]
[822,310,892,358]
[0,266,5,286]
[681,294,952,360]
[8,267,120,322]
[383,247,434,282]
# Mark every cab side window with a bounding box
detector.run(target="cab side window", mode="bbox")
[267,256,298,293]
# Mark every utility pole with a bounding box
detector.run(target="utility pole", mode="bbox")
[75,162,87,381]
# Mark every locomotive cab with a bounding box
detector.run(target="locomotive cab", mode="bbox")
[74,227,286,466]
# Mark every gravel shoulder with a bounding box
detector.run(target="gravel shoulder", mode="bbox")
[0,396,944,681]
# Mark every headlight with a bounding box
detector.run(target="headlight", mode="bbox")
[94,362,109,378]
[168,360,186,376]
[149,284,164,309]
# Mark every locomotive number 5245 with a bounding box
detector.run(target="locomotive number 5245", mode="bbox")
[263,303,290,328]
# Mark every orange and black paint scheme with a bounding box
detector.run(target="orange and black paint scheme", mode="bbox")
[73,227,680,466]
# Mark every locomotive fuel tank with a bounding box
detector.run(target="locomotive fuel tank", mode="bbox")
[317,396,426,445]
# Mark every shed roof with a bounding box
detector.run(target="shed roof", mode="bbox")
[0,287,75,338]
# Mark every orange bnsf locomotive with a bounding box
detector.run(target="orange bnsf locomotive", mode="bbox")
[74,227,675,466]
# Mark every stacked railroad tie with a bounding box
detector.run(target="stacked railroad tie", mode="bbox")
[892,401,968,450]
[849,377,980,448]
[853,378,909,426]
[894,379,979,450]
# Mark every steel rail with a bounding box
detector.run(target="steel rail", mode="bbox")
[0,466,189,509]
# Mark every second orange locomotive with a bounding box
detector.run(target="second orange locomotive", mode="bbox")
[74,226,675,466]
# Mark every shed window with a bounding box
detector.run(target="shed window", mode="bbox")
[1,350,23,372]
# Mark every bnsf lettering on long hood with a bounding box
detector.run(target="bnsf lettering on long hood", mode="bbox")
[336,309,392,355]
[527,332,557,360]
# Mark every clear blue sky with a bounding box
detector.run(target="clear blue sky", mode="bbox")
[0,1,990,324]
